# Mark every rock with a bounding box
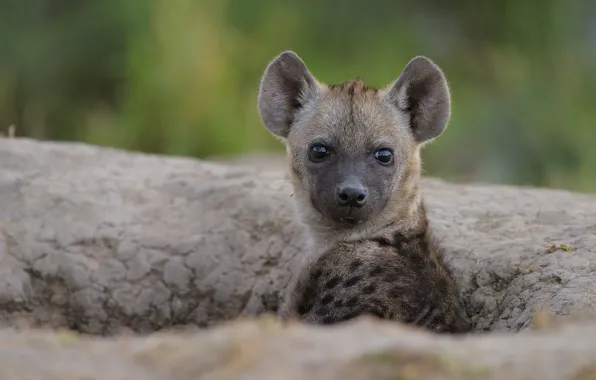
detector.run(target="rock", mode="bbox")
[0,137,596,336]
[1,315,596,379]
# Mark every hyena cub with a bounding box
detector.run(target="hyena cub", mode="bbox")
[257,51,471,333]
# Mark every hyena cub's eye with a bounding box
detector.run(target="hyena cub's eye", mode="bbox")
[309,144,330,162]
[374,149,394,165]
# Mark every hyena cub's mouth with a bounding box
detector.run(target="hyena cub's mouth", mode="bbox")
[339,217,363,226]
[335,207,368,225]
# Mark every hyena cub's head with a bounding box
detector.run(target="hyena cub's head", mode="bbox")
[257,51,451,234]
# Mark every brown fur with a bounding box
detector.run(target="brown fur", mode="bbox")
[257,51,471,333]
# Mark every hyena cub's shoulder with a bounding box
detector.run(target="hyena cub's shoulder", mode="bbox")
[279,207,470,333]
[257,51,470,333]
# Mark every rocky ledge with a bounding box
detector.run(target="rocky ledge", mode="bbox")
[1,314,596,380]
[1,137,596,379]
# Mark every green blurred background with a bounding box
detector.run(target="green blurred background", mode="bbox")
[1,0,595,192]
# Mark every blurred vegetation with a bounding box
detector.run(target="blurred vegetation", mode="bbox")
[1,0,595,192]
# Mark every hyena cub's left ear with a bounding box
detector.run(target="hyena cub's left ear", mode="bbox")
[258,51,321,139]
[384,56,451,144]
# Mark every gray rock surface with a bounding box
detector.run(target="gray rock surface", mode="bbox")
[1,137,596,336]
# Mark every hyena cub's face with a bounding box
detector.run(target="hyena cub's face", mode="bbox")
[257,51,451,229]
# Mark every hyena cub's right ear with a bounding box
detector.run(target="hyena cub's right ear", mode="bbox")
[384,56,451,144]
[258,51,321,139]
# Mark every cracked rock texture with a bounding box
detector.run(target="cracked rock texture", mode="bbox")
[1,138,596,336]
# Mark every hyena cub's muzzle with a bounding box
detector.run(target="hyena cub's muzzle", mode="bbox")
[310,159,392,226]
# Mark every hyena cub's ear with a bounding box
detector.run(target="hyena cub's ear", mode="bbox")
[384,56,451,144]
[258,51,321,138]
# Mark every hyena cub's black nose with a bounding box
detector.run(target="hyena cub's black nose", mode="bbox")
[337,186,368,207]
